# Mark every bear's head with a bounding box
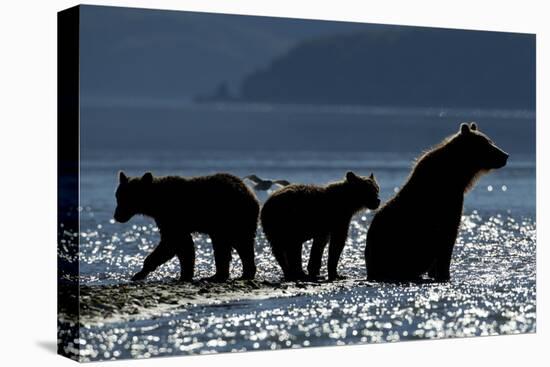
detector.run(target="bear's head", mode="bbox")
[113,171,154,223]
[345,171,381,210]
[455,122,508,171]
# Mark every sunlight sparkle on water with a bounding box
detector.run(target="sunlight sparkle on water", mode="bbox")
[59,210,536,361]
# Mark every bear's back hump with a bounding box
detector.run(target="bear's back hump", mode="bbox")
[157,173,256,210]
[263,184,328,218]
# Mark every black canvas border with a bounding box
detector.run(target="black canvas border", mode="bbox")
[57,5,80,361]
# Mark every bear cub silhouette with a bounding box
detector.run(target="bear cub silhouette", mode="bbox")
[261,171,380,281]
[365,122,508,282]
[114,172,260,282]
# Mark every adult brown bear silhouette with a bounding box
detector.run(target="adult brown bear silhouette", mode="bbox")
[365,122,508,282]
[261,171,380,281]
[114,172,260,282]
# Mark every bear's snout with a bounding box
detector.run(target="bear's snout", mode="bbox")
[495,151,509,169]
[487,144,509,170]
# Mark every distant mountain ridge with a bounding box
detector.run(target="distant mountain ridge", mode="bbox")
[235,28,535,109]
[79,5,370,105]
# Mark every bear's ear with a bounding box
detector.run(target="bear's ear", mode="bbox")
[119,171,128,184]
[346,171,359,182]
[470,122,478,131]
[141,172,153,184]
[460,123,470,134]
[369,172,375,180]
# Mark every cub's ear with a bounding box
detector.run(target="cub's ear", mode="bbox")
[460,123,470,134]
[346,171,359,182]
[470,122,478,131]
[141,172,153,184]
[369,172,375,180]
[119,171,128,184]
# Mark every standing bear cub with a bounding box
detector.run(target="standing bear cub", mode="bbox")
[261,171,380,281]
[114,172,260,282]
[365,122,508,282]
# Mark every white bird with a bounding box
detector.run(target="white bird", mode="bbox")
[244,175,291,191]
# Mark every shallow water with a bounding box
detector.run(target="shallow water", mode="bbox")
[57,148,536,361]
[60,211,536,361]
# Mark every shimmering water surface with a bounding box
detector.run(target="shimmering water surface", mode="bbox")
[62,146,535,361]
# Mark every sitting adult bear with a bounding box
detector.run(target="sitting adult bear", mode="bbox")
[365,123,508,282]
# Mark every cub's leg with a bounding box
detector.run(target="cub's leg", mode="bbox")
[327,224,350,281]
[307,235,329,279]
[286,242,307,281]
[174,233,195,282]
[132,240,176,281]
[209,235,232,282]
[234,234,257,280]
[270,241,291,280]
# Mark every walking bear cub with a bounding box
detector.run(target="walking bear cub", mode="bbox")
[261,171,380,281]
[114,172,260,282]
[365,122,508,282]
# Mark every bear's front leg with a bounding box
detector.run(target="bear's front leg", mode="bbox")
[234,234,257,280]
[132,240,176,281]
[209,237,232,282]
[327,225,349,281]
[428,242,454,282]
[428,259,451,282]
[175,234,195,282]
[307,235,329,279]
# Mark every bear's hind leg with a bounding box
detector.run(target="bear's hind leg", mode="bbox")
[367,258,426,282]
[132,240,176,281]
[286,243,307,281]
[270,242,292,280]
[234,234,257,280]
